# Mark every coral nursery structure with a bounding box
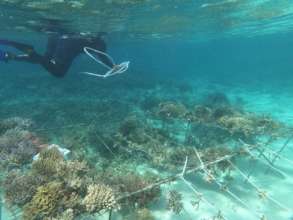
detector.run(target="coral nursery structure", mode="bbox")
[0,91,292,220]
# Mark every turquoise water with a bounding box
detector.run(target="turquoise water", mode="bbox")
[1,1,293,220]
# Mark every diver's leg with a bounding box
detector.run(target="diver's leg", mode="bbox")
[0,39,43,63]
[1,50,68,77]
[39,59,69,78]
[0,39,34,53]
[44,34,59,58]
[0,50,43,64]
[0,49,10,62]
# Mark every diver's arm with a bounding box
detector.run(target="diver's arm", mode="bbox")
[0,39,43,63]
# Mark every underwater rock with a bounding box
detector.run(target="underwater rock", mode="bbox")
[82,184,117,213]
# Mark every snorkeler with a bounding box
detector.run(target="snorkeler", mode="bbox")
[0,34,116,78]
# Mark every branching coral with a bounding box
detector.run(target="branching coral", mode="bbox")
[31,147,65,178]
[217,115,255,138]
[0,128,37,166]
[112,172,161,208]
[191,105,212,123]
[4,170,43,207]
[156,102,188,119]
[167,190,183,214]
[0,117,33,135]
[4,148,90,219]
[119,116,148,144]
[201,147,234,173]
[23,181,64,220]
[51,208,75,220]
[82,184,117,213]
[253,115,282,135]
[124,208,155,220]
[0,94,286,220]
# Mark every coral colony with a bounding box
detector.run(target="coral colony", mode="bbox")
[0,93,292,220]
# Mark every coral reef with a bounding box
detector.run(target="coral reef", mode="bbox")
[52,209,75,220]
[123,208,155,220]
[96,166,161,209]
[31,146,65,178]
[82,184,117,213]
[0,117,33,135]
[191,105,212,123]
[3,170,42,207]
[0,91,287,220]
[0,127,38,167]
[167,190,184,214]
[113,172,160,208]
[156,101,188,119]
[119,116,148,144]
[203,92,230,108]
[218,115,254,137]
[23,181,64,220]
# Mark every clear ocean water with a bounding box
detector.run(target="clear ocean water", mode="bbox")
[1,1,293,220]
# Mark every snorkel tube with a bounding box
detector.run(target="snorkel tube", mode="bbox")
[81,47,130,78]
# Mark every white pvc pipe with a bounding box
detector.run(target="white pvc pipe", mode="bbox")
[81,47,130,78]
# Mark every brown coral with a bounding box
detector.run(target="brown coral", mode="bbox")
[124,208,155,220]
[167,190,183,214]
[0,128,37,166]
[23,181,64,220]
[218,115,254,137]
[82,184,117,213]
[4,170,42,207]
[111,172,161,208]
[156,102,187,119]
[192,105,212,122]
[31,147,65,178]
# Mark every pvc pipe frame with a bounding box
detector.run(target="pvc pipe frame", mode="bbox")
[81,47,130,78]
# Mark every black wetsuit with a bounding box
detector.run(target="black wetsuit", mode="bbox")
[0,34,114,77]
